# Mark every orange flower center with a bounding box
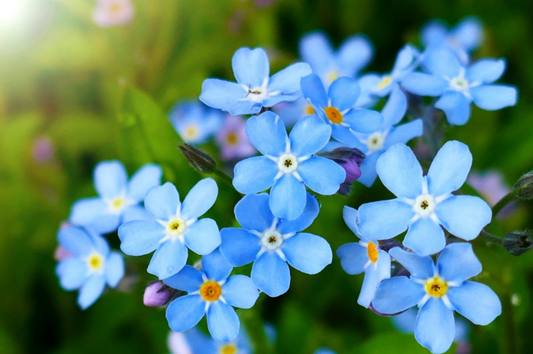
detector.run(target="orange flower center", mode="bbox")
[305,104,315,116]
[367,241,379,263]
[200,281,222,301]
[219,344,237,354]
[325,106,343,124]
[226,132,238,145]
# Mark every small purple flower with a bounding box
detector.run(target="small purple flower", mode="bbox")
[215,115,256,161]
[143,281,172,307]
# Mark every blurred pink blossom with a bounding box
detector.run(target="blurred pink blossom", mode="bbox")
[92,0,134,28]
[216,115,256,161]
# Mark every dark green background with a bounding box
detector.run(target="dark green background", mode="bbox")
[0,0,532,353]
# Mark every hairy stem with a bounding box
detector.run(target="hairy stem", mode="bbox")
[491,191,517,222]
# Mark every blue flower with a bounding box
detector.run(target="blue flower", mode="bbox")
[337,206,391,308]
[55,225,124,309]
[373,244,501,354]
[118,179,221,279]
[301,74,383,145]
[220,193,332,297]
[273,97,315,127]
[401,46,518,125]
[314,349,337,354]
[421,17,483,63]
[200,47,311,116]
[171,327,252,354]
[69,161,162,234]
[169,100,224,145]
[299,30,373,86]
[233,112,345,220]
[164,248,259,342]
[339,86,423,187]
[358,141,492,256]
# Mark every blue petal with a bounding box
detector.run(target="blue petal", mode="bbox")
[245,111,288,156]
[235,194,274,232]
[392,45,416,75]
[328,77,361,111]
[358,251,391,308]
[277,193,319,234]
[122,205,153,223]
[298,31,334,73]
[356,73,381,107]
[57,226,93,257]
[422,46,462,77]
[447,281,501,325]
[454,17,483,51]
[166,295,206,332]
[436,195,491,241]
[298,157,345,195]
[164,265,204,292]
[118,220,165,256]
[251,252,290,297]
[437,243,482,283]
[232,47,269,87]
[384,119,423,148]
[105,252,124,288]
[470,85,518,111]
[179,329,217,353]
[233,157,278,194]
[69,198,120,234]
[421,20,447,47]
[200,79,258,116]
[56,258,86,290]
[94,160,127,199]
[221,228,261,267]
[435,91,472,126]
[382,86,408,127]
[144,182,180,220]
[184,219,221,256]
[343,109,383,134]
[301,74,328,109]
[337,34,373,76]
[358,200,414,240]
[342,206,365,240]
[337,242,368,275]
[222,275,259,309]
[415,298,455,354]
[401,72,448,96]
[357,152,380,187]
[389,247,436,279]
[127,164,162,202]
[375,143,423,199]
[466,59,505,84]
[282,233,332,274]
[202,248,232,282]
[181,178,218,220]
[289,115,332,157]
[77,274,106,310]
[391,308,417,334]
[207,301,240,342]
[403,217,446,257]
[372,276,425,314]
[269,174,307,220]
[427,140,472,196]
[89,231,110,255]
[268,62,312,94]
[147,240,188,279]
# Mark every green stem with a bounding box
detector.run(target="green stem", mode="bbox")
[478,229,503,245]
[503,294,518,354]
[491,191,517,222]
[213,169,234,188]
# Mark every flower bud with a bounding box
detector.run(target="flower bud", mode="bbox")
[143,281,171,307]
[503,230,533,256]
[514,171,533,200]
[321,147,365,196]
[179,143,216,174]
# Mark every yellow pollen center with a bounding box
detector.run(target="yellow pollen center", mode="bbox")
[377,76,392,90]
[200,281,222,302]
[110,3,122,15]
[328,70,339,82]
[425,277,448,297]
[110,197,125,211]
[88,253,104,271]
[420,200,429,210]
[185,126,198,139]
[219,344,238,354]
[305,104,315,116]
[367,241,379,263]
[226,132,238,145]
[325,106,343,124]
[168,218,186,235]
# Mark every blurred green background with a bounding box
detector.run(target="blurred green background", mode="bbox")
[0,0,532,353]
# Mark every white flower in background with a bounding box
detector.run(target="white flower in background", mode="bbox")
[92,0,134,28]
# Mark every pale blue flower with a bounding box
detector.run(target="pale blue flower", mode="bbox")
[169,100,224,145]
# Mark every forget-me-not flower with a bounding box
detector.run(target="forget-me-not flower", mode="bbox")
[200,47,311,116]
[118,179,221,279]
[215,115,256,161]
[300,74,383,145]
[358,141,492,256]
[170,327,252,354]
[401,46,518,125]
[220,193,332,297]
[70,160,162,234]
[373,244,501,354]
[55,225,124,309]
[337,206,391,308]
[165,248,259,342]
[314,349,337,354]
[169,101,224,145]
[299,30,373,86]
[233,112,345,220]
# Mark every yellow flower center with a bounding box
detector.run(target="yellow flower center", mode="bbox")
[226,132,238,145]
[377,76,392,90]
[200,281,222,302]
[219,344,237,354]
[109,197,125,211]
[185,126,198,139]
[367,241,379,263]
[87,253,104,271]
[327,70,340,83]
[325,106,343,124]
[304,104,315,116]
[167,218,186,236]
[425,277,448,298]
